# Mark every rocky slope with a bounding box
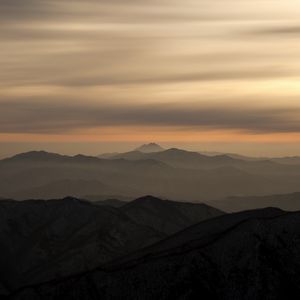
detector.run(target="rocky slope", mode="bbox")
[121,195,223,235]
[8,208,300,300]
[0,198,164,292]
[0,196,222,294]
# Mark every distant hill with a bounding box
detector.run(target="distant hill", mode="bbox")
[134,143,165,153]
[112,150,148,160]
[98,152,120,159]
[3,151,100,164]
[10,208,300,300]
[109,148,241,168]
[272,156,300,165]
[98,143,164,159]
[12,179,117,200]
[206,192,300,212]
[109,147,268,170]
[121,195,224,235]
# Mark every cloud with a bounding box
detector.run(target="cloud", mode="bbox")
[247,26,300,37]
[0,100,300,134]
[1,0,300,140]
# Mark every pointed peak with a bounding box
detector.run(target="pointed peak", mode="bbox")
[134,143,165,153]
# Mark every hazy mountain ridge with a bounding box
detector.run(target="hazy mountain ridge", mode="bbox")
[107,147,300,174]
[7,208,300,300]
[207,192,300,212]
[2,148,300,201]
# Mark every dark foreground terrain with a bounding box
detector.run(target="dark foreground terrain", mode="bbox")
[1,197,299,300]
[0,196,222,296]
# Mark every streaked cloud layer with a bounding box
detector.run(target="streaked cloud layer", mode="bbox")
[1,0,300,155]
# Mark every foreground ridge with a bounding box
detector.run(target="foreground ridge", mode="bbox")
[6,208,300,300]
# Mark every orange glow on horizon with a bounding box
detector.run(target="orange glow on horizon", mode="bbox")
[1,126,300,144]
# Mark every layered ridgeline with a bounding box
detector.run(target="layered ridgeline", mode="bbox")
[0,196,222,295]
[207,192,300,213]
[1,145,300,202]
[6,208,300,300]
[121,195,223,235]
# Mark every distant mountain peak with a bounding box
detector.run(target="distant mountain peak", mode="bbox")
[135,143,164,153]
[134,143,164,153]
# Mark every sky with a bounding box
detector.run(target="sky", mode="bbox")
[1,0,300,157]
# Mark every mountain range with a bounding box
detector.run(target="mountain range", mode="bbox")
[1,146,300,202]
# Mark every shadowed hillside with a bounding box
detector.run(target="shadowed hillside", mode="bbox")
[206,192,300,212]
[121,195,223,235]
[0,197,164,292]
[7,208,300,300]
[0,196,221,294]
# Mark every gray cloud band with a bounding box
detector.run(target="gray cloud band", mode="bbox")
[0,101,299,134]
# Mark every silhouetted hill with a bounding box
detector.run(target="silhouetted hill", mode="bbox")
[3,151,67,162]
[0,198,164,292]
[9,208,300,300]
[121,195,224,235]
[3,151,100,164]
[83,195,132,203]
[207,192,300,212]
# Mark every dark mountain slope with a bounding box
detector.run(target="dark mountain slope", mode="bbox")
[207,192,300,212]
[9,208,300,300]
[121,195,224,235]
[93,199,126,208]
[0,198,164,292]
[108,207,283,267]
